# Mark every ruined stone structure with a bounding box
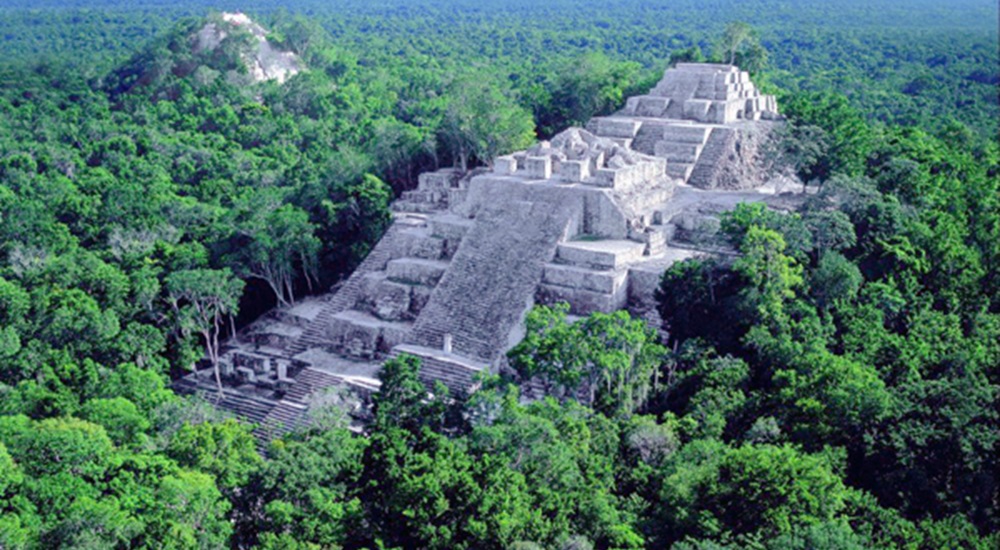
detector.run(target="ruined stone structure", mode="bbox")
[194,12,303,84]
[176,63,801,443]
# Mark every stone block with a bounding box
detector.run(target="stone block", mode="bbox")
[494,156,517,175]
[595,118,642,138]
[418,169,461,191]
[557,240,646,270]
[591,150,606,170]
[661,124,711,144]
[399,230,446,261]
[236,366,256,383]
[371,280,413,321]
[683,99,713,121]
[447,189,469,211]
[232,351,269,373]
[666,163,694,180]
[430,216,472,242]
[337,328,378,358]
[719,100,743,123]
[386,258,447,286]
[326,311,410,359]
[623,96,642,115]
[592,169,617,188]
[524,156,552,180]
[542,263,626,294]
[637,96,670,117]
[536,282,628,316]
[409,285,433,316]
[655,141,702,163]
[560,160,590,183]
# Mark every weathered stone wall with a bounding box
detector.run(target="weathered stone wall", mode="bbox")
[456,174,632,239]
[688,121,783,190]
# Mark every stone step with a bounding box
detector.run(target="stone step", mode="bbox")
[429,214,474,241]
[355,272,434,322]
[556,239,647,270]
[287,223,411,356]
[536,283,627,316]
[654,141,703,163]
[340,375,381,395]
[666,163,694,181]
[245,321,302,350]
[392,200,441,214]
[661,124,712,145]
[407,200,574,364]
[644,228,669,257]
[624,95,672,117]
[176,379,276,425]
[541,263,627,294]
[327,310,413,360]
[253,400,308,453]
[427,215,472,259]
[636,96,670,117]
[392,344,488,395]
[285,367,348,403]
[385,258,449,286]
[591,117,642,139]
[397,226,449,261]
[286,306,337,355]
[270,299,326,329]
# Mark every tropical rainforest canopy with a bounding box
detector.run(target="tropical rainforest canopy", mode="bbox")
[0,1,997,548]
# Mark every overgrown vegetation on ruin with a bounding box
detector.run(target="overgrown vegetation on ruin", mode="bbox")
[0,1,997,548]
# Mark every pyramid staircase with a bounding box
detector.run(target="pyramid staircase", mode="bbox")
[286,213,470,362]
[588,117,714,183]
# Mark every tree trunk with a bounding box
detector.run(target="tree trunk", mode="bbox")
[204,328,224,397]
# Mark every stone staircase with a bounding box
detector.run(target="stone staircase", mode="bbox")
[252,366,380,450]
[173,377,275,425]
[687,127,736,189]
[589,116,714,184]
[656,124,713,181]
[391,344,488,395]
[253,400,307,450]
[286,222,411,356]
[407,200,575,364]
[287,213,465,361]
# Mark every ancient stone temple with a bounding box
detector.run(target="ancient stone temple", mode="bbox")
[175,63,800,444]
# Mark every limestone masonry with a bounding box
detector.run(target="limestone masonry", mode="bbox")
[175,63,803,444]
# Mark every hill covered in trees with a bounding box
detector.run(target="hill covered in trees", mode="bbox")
[0,1,997,548]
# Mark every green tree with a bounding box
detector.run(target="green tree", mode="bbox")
[441,72,536,170]
[166,418,262,490]
[656,443,850,544]
[714,22,768,72]
[166,268,245,394]
[509,304,666,416]
[717,22,753,65]
[226,190,319,306]
[247,426,365,549]
[734,225,804,324]
[538,53,642,135]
